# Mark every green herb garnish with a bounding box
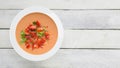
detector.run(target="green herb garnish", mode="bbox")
[21,31,25,37]
[33,21,36,25]
[20,31,26,43]
[20,38,27,43]
[37,31,44,37]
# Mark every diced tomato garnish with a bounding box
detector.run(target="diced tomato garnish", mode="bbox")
[37,39,42,46]
[36,38,45,47]
[29,38,33,43]
[25,28,29,32]
[20,20,50,50]
[36,20,41,27]
[37,38,41,43]
[29,25,36,30]
[33,43,38,48]
[25,43,30,49]
[26,39,30,43]
[25,35,31,39]
[45,35,49,39]
[37,27,43,32]
[30,32,36,38]
[28,24,32,29]
[45,32,49,36]
[25,32,29,35]
[41,38,46,43]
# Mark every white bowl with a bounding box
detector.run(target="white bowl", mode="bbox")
[10,7,64,61]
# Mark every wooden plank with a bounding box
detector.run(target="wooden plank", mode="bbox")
[2,10,120,29]
[1,0,120,9]
[1,30,120,48]
[1,49,120,68]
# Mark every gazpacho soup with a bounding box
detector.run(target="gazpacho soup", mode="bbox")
[16,12,58,55]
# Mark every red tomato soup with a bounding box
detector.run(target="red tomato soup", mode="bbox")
[16,13,58,55]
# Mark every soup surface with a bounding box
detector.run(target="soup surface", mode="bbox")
[16,13,58,55]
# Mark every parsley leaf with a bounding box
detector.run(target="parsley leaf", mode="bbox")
[37,31,44,37]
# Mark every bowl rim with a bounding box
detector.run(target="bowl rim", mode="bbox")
[10,6,64,61]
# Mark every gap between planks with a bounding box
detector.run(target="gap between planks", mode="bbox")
[1,48,120,50]
[2,9,120,10]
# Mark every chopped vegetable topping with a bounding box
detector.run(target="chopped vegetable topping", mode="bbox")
[37,31,44,37]
[33,21,37,25]
[20,20,50,50]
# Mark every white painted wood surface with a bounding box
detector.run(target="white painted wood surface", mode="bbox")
[1,49,120,68]
[1,0,120,9]
[1,30,120,48]
[1,10,120,29]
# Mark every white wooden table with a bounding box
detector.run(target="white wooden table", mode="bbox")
[1,0,120,68]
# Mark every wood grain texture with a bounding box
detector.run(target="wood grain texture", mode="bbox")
[0,49,120,68]
[1,0,120,9]
[1,30,120,48]
[1,0,120,68]
[1,10,120,29]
